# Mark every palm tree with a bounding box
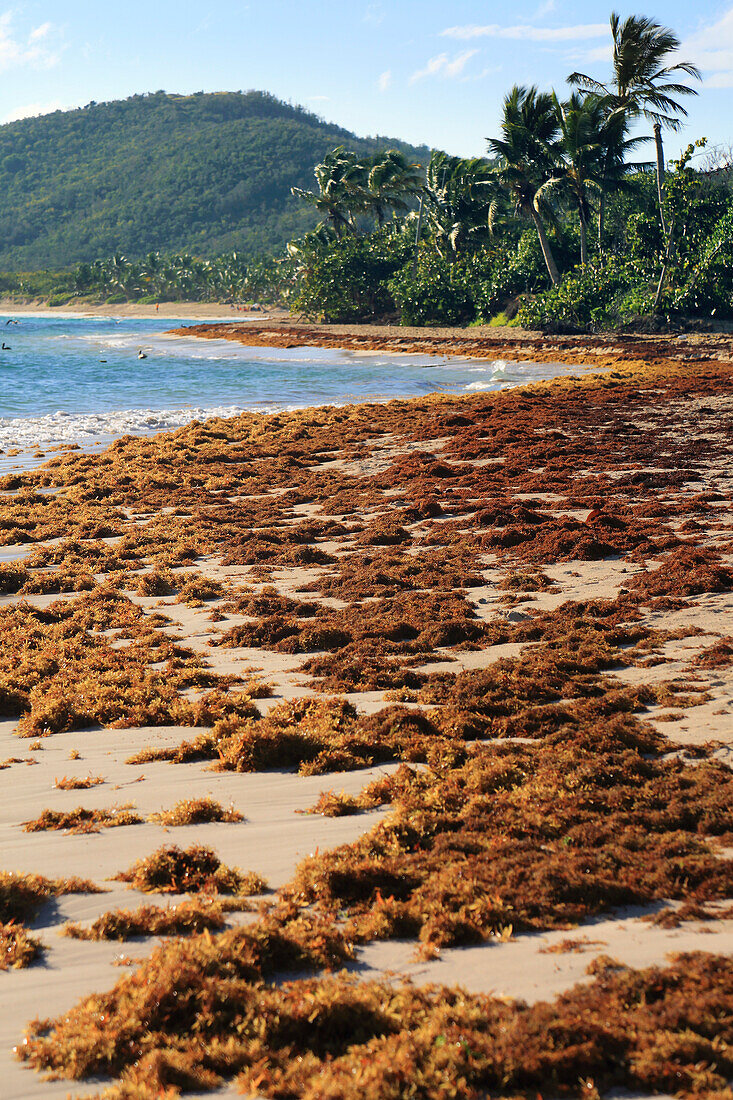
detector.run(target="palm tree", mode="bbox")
[488,85,562,284]
[538,93,607,266]
[569,13,700,234]
[593,101,651,255]
[291,147,367,237]
[423,151,500,258]
[364,150,423,227]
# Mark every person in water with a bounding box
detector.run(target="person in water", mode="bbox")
[137,349,147,359]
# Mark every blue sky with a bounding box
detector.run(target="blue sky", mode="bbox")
[0,1,731,158]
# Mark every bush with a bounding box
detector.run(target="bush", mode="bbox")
[516,258,648,329]
[290,229,409,322]
[389,251,475,326]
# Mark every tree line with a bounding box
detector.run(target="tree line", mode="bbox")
[50,13,733,329]
[281,11,733,328]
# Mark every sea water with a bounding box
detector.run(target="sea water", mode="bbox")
[0,312,587,452]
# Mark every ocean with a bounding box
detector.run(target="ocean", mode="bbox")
[0,312,587,454]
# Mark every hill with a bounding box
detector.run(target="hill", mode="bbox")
[0,91,430,271]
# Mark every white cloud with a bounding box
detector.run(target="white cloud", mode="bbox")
[377,69,391,92]
[441,22,607,43]
[685,6,733,88]
[707,70,733,87]
[410,49,478,83]
[3,99,71,123]
[0,12,61,71]
[29,22,52,42]
[531,0,557,18]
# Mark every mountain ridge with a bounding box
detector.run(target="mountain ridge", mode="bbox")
[0,90,430,271]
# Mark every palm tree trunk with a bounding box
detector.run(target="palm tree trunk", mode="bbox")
[597,189,606,259]
[530,207,560,285]
[579,212,588,267]
[653,217,676,313]
[654,123,668,237]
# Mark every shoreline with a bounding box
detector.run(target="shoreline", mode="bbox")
[169,317,733,371]
[0,298,288,321]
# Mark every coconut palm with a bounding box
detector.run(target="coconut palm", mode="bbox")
[593,101,651,255]
[539,92,650,265]
[537,93,607,266]
[364,150,423,227]
[569,13,700,233]
[424,151,500,258]
[488,85,562,284]
[291,147,368,237]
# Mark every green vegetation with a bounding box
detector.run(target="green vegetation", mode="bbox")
[279,11,733,329]
[0,90,428,271]
[2,14,731,328]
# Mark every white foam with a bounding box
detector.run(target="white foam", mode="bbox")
[0,404,263,449]
[464,380,513,392]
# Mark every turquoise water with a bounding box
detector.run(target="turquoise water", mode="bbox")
[0,312,584,450]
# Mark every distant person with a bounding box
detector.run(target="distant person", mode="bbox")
[155,303,159,311]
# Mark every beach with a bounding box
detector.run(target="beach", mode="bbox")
[0,299,285,321]
[1,327,733,1098]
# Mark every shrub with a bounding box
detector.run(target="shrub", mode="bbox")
[389,251,475,326]
[291,229,409,322]
[516,258,647,329]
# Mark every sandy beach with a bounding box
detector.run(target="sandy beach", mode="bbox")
[1,328,732,1098]
[0,299,288,322]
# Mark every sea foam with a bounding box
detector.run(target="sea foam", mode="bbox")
[0,404,268,449]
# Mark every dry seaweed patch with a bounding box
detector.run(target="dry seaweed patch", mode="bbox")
[692,636,733,669]
[0,872,102,969]
[641,901,733,927]
[15,951,733,1099]
[128,698,462,775]
[3,344,733,1093]
[148,797,243,825]
[289,723,733,953]
[539,936,606,954]
[54,774,104,789]
[121,603,700,775]
[113,845,267,896]
[0,589,234,737]
[304,790,361,817]
[21,804,142,834]
[62,897,235,941]
[16,906,353,1085]
[0,921,43,969]
[629,547,733,598]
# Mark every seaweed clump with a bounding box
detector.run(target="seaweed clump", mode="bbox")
[0,871,103,970]
[22,804,142,834]
[148,797,244,826]
[290,723,733,952]
[16,951,733,1099]
[0,871,102,924]
[1,922,44,969]
[62,897,235,941]
[113,845,266,896]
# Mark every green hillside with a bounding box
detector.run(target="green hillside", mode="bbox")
[0,91,430,271]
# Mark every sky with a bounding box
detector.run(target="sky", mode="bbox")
[0,0,732,159]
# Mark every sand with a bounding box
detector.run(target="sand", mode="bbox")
[0,299,287,322]
[0,330,732,1098]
